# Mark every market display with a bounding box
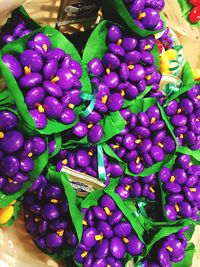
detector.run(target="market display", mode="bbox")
[0,2,199,267]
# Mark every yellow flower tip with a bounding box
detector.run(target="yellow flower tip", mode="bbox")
[144,44,152,50]
[150,117,156,124]
[87,123,93,129]
[68,103,75,109]
[177,108,182,114]
[106,68,111,74]
[149,187,155,193]
[62,159,68,165]
[9,200,16,206]
[136,157,140,164]
[104,207,112,216]
[42,44,48,52]
[0,206,14,225]
[128,65,134,70]
[135,139,142,144]
[113,144,120,149]
[120,90,125,96]
[125,185,131,191]
[196,118,200,122]
[51,76,60,83]
[95,233,104,241]
[88,151,93,157]
[28,152,33,158]
[197,95,200,100]
[189,162,193,166]
[145,75,151,81]
[193,68,200,81]
[158,142,164,148]
[102,95,108,104]
[71,69,76,74]
[82,220,88,226]
[81,251,88,258]
[166,246,173,252]
[38,104,45,113]
[35,217,40,222]
[117,38,122,46]
[122,237,129,243]
[107,173,111,177]
[0,132,4,139]
[24,66,31,74]
[107,265,112,267]
[179,134,184,139]
[125,120,129,125]
[170,175,175,183]
[50,199,59,204]
[175,204,180,212]
[138,12,146,20]
[8,178,13,184]
[190,188,197,192]
[57,229,64,237]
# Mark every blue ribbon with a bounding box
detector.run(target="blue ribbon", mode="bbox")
[80,83,98,118]
[97,145,107,183]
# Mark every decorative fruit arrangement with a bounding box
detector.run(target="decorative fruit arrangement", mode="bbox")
[0,2,198,267]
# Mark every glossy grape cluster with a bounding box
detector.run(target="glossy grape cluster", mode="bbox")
[165,84,200,150]
[75,194,144,266]
[116,173,158,201]
[161,154,200,221]
[123,0,165,31]
[2,32,83,129]
[55,147,124,180]
[141,227,189,266]
[108,106,175,174]
[88,24,161,113]
[23,175,77,254]
[0,110,46,194]
[0,17,32,47]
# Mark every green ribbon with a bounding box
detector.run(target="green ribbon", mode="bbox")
[97,144,107,183]
[163,82,181,97]
[80,83,98,118]
[169,45,184,76]
[138,201,148,218]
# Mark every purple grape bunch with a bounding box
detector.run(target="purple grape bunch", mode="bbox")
[140,227,189,266]
[165,84,200,150]
[0,110,46,194]
[88,24,162,113]
[161,154,200,221]
[74,194,144,266]
[123,0,165,31]
[23,175,77,254]
[108,105,176,174]
[69,111,104,144]
[0,17,32,47]
[55,146,124,181]
[2,32,83,129]
[116,173,158,201]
